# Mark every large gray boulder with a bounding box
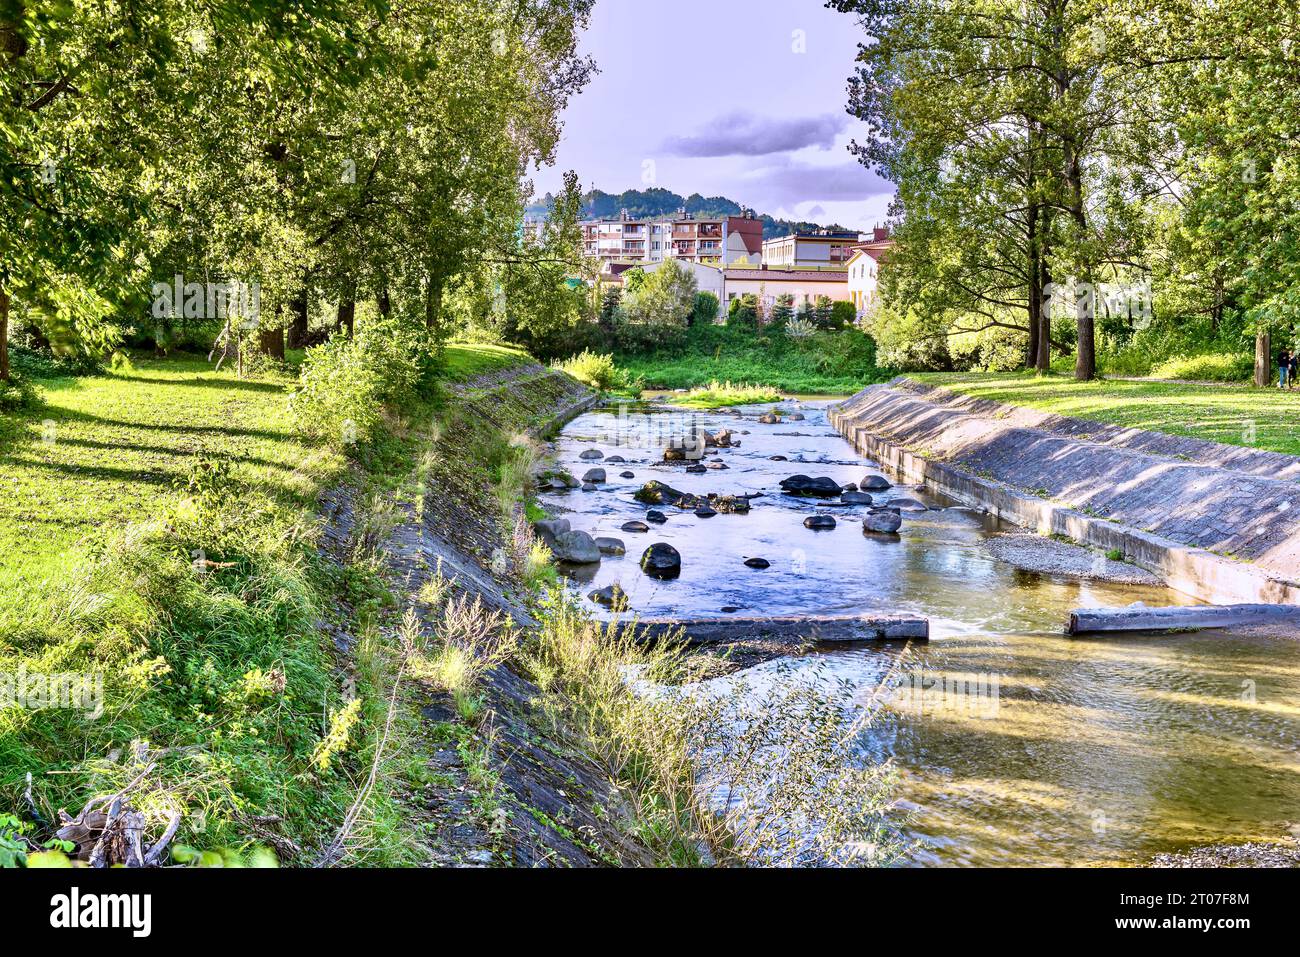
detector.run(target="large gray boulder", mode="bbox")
[780,475,843,498]
[551,530,602,564]
[583,468,607,484]
[532,518,571,549]
[595,537,627,556]
[841,491,874,505]
[860,475,892,491]
[863,511,903,534]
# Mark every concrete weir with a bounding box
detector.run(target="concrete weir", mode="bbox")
[829,380,1300,607]
[1069,604,1300,636]
[637,614,929,644]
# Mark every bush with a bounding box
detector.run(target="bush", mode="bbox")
[291,317,435,451]
[615,260,696,352]
[553,350,618,389]
[692,292,720,326]
[1149,352,1253,382]
[830,300,857,330]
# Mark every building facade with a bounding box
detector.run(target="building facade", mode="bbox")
[760,229,863,269]
[581,209,763,268]
[845,228,893,315]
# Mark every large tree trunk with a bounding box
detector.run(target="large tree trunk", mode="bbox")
[1036,254,1052,373]
[377,285,391,318]
[424,271,443,336]
[337,297,355,337]
[1065,146,1095,381]
[0,288,9,383]
[1026,204,1041,370]
[1254,330,1271,388]
[259,325,285,361]
[287,290,309,349]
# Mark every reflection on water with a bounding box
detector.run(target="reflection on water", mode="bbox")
[546,399,1300,866]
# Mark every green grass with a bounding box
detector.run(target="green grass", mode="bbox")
[0,340,538,865]
[912,371,1300,456]
[442,342,531,382]
[668,381,784,408]
[614,323,888,396]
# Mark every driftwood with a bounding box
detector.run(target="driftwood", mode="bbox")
[53,753,183,867]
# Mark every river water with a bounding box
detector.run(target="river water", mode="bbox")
[542,398,1300,866]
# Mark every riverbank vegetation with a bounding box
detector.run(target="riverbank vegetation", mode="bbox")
[912,372,1300,457]
[834,0,1300,386]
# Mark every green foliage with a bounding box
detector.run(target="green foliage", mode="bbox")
[671,381,784,408]
[291,318,436,451]
[693,291,720,326]
[553,350,618,389]
[1148,353,1254,383]
[615,260,697,351]
[615,322,885,394]
[727,294,759,329]
[830,300,858,330]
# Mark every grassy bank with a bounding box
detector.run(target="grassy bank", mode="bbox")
[614,323,889,396]
[912,371,1300,456]
[0,343,517,865]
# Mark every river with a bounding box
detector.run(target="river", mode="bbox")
[541,397,1300,866]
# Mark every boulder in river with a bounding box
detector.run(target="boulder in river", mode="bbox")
[532,518,570,548]
[757,413,781,425]
[579,449,604,461]
[703,429,735,448]
[804,515,837,530]
[621,521,650,534]
[863,511,903,534]
[686,464,707,474]
[889,496,929,511]
[581,483,597,493]
[635,481,686,506]
[705,461,729,470]
[695,506,718,518]
[646,510,668,525]
[860,475,892,491]
[551,530,602,564]
[595,537,627,556]
[769,455,788,462]
[606,455,626,464]
[663,448,686,462]
[641,543,682,579]
[582,468,606,484]
[787,412,806,421]
[744,557,771,570]
[588,583,629,612]
[620,471,636,479]
[841,491,874,505]
[780,475,844,498]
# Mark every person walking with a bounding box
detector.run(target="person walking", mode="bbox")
[1289,349,1299,390]
[1280,346,1291,389]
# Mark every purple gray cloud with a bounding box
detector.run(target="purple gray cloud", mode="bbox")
[742,157,894,204]
[662,111,849,158]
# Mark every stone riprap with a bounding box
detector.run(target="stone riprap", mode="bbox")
[831,380,1300,602]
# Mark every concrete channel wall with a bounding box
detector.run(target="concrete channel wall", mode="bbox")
[829,382,1300,607]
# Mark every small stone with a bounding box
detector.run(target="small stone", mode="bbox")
[583,468,606,484]
[620,471,636,479]
[769,455,788,462]
[582,483,597,493]
[621,521,650,533]
[606,455,626,463]
[595,537,626,556]
[757,413,781,425]
[646,510,667,525]
[580,449,604,461]
[889,496,928,511]
[686,464,707,474]
[841,491,874,505]
[860,475,892,491]
[744,558,771,569]
[695,507,718,518]
[705,461,729,470]
[588,583,629,611]
[804,515,837,530]
[787,412,806,421]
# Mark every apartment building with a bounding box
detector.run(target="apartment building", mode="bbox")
[581,209,764,267]
[760,228,865,269]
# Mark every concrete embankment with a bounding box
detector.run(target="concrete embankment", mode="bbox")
[830,378,1300,606]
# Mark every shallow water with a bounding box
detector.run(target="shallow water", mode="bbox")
[544,399,1300,866]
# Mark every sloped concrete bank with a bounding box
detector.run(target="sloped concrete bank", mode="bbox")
[319,362,650,867]
[829,379,1300,606]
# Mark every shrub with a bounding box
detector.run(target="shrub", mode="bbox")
[291,317,435,450]
[553,349,618,389]
[830,300,857,330]
[692,291,720,326]
[1148,352,1253,382]
[615,260,696,351]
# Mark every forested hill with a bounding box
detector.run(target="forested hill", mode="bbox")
[526,187,849,240]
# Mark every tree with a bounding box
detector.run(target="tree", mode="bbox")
[616,259,697,350]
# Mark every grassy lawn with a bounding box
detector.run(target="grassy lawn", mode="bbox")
[0,341,530,862]
[912,371,1300,457]
[664,382,783,409]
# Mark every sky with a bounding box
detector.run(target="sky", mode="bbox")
[529,0,896,230]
